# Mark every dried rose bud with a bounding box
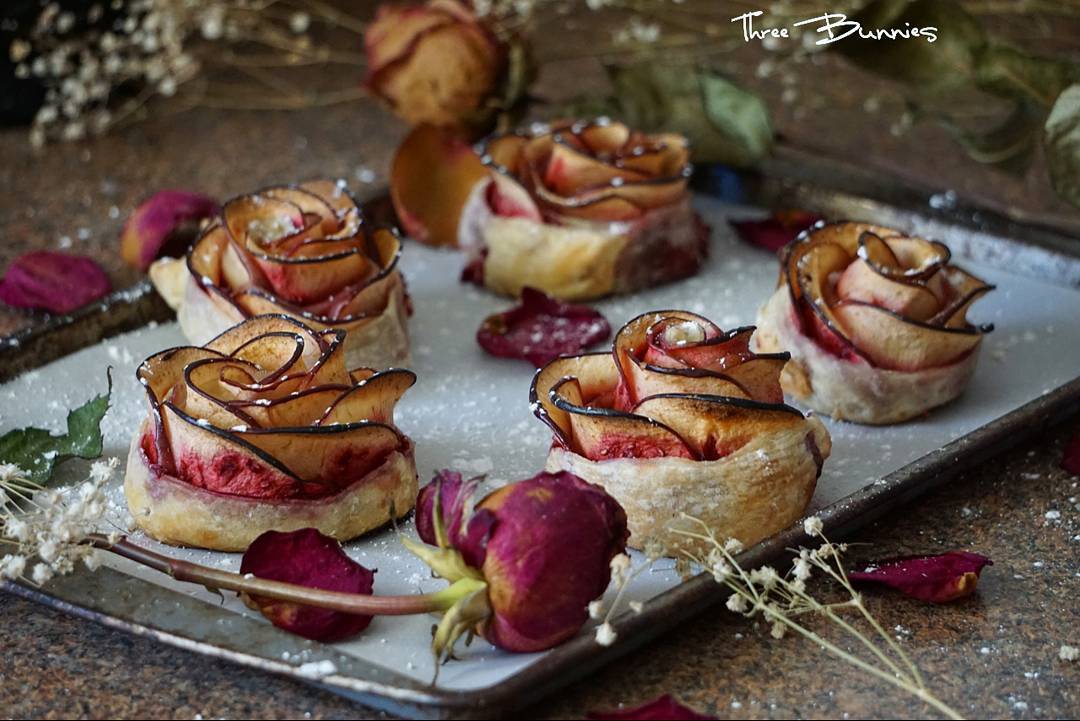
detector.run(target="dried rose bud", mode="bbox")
[476,287,612,367]
[848,551,992,603]
[240,528,375,642]
[0,250,111,314]
[730,210,823,253]
[363,0,519,134]
[411,469,629,654]
[587,694,717,720]
[120,190,219,271]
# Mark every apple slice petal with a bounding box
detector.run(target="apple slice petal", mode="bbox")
[551,377,694,460]
[531,353,621,446]
[187,224,231,285]
[224,195,306,246]
[836,258,942,321]
[542,139,649,197]
[484,134,529,172]
[161,402,303,498]
[263,186,339,234]
[713,356,789,404]
[631,394,803,460]
[318,369,417,426]
[794,240,862,356]
[646,321,750,370]
[833,301,983,370]
[298,180,359,216]
[237,423,404,492]
[573,121,632,153]
[931,268,995,328]
[181,357,268,428]
[206,314,326,361]
[802,222,902,256]
[138,346,226,414]
[881,236,951,279]
[535,176,689,221]
[390,124,490,247]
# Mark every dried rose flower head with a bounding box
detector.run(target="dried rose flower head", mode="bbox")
[408,468,629,656]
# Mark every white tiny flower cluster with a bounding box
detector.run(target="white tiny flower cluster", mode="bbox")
[609,552,631,585]
[469,0,536,19]
[613,17,662,45]
[668,521,960,710]
[12,0,314,147]
[0,458,117,585]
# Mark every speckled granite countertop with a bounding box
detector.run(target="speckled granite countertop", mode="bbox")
[2,418,1077,719]
[2,3,1079,717]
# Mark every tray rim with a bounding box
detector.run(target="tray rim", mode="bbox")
[2,166,1079,719]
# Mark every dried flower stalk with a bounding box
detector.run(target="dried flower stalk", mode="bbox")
[674,514,964,720]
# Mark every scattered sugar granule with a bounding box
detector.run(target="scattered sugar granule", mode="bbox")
[1045,510,1061,521]
[1060,645,1079,662]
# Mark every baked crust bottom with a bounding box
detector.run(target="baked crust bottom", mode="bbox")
[755,288,980,425]
[459,181,706,301]
[544,415,830,554]
[124,422,418,551]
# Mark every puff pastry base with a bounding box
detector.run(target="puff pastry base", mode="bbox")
[124,422,418,552]
[459,181,706,301]
[755,288,981,424]
[544,414,830,554]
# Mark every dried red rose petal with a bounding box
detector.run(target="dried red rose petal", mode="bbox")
[477,286,611,367]
[240,528,375,641]
[121,190,219,271]
[0,251,111,314]
[1062,432,1080,476]
[848,551,992,603]
[587,694,717,720]
[730,210,823,253]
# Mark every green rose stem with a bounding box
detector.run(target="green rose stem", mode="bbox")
[84,533,487,617]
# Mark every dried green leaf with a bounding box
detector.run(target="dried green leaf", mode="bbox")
[973,43,1076,108]
[602,63,773,167]
[934,100,1043,173]
[835,0,986,94]
[1045,84,1080,208]
[0,372,111,485]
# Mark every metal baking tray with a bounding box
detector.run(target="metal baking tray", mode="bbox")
[3,163,1079,719]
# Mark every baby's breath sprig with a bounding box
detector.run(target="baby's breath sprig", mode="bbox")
[0,458,118,584]
[590,538,665,647]
[10,0,371,147]
[674,514,963,720]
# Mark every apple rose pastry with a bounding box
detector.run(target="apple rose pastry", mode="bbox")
[391,121,708,300]
[755,222,995,424]
[124,314,418,551]
[149,180,410,370]
[531,311,831,553]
